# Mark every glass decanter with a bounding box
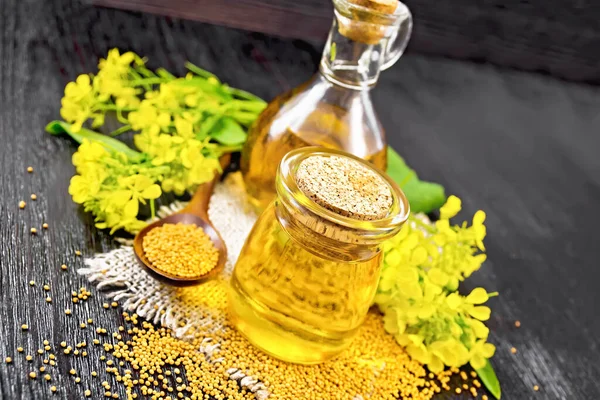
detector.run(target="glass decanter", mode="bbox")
[241,0,412,210]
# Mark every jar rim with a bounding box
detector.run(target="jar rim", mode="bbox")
[276,147,410,233]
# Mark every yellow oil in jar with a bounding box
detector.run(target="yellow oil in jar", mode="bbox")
[240,79,387,211]
[228,203,383,364]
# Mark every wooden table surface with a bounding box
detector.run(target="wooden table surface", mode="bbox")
[1,0,599,399]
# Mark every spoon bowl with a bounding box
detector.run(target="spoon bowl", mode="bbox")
[133,155,230,287]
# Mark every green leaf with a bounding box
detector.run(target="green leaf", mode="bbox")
[197,114,223,140]
[386,147,446,213]
[476,360,502,399]
[210,117,247,146]
[45,121,145,163]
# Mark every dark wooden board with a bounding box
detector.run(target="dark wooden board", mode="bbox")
[93,0,600,83]
[1,0,599,399]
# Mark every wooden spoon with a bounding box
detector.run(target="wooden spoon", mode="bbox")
[133,155,230,287]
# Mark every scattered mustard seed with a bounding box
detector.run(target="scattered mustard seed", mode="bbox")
[61,264,67,270]
[31,194,37,201]
[534,385,540,391]
[69,369,76,375]
[50,386,57,392]
[42,223,49,229]
[29,280,35,286]
[75,250,82,256]
[103,303,110,309]
[37,349,43,355]
[111,301,118,308]
[92,371,97,377]
[85,389,91,397]
[455,388,462,394]
[39,366,45,372]
[65,309,71,315]
[515,320,521,328]
[19,201,26,209]
[30,228,37,234]
[60,341,66,348]
[17,347,23,353]
[29,372,37,379]
[5,357,12,364]
[45,297,52,303]
[21,324,28,330]
[80,323,87,329]
[25,355,32,361]
[511,347,517,354]
[482,395,489,400]
[44,374,51,381]
[75,377,81,383]
[27,166,33,173]
[43,284,50,291]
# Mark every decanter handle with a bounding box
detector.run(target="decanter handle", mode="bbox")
[381,1,413,70]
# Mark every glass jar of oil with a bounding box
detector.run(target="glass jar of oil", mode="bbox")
[229,147,410,364]
[241,0,413,210]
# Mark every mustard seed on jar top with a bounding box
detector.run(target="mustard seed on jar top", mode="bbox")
[142,223,218,278]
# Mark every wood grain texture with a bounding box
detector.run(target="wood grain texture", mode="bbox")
[93,0,334,40]
[94,0,600,83]
[1,0,599,399]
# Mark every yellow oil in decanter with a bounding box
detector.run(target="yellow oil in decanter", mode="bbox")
[240,85,387,211]
[228,203,382,364]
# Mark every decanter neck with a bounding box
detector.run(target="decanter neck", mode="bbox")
[319,16,386,89]
[319,0,412,90]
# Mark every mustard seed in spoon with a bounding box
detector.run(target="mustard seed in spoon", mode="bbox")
[142,222,219,278]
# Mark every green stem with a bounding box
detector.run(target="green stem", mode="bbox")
[129,67,151,91]
[93,104,136,112]
[116,109,129,124]
[128,77,164,86]
[215,144,243,154]
[45,121,144,163]
[109,124,132,137]
[184,62,217,79]
[225,87,267,104]
[150,199,156,219]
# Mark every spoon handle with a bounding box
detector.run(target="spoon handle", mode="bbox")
[183,154,231,219]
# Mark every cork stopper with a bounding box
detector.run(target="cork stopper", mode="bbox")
[338,0,399,45]
[296,155,392,221]
[351,0,398,14]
